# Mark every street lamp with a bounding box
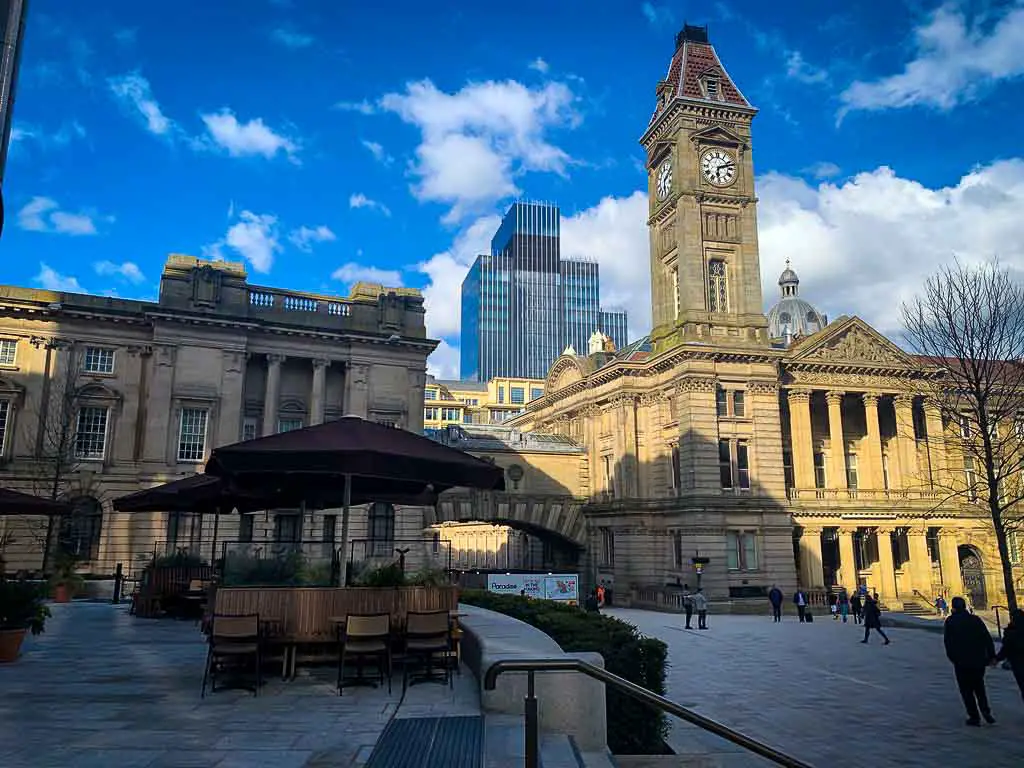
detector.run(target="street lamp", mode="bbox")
[691,553,711,590]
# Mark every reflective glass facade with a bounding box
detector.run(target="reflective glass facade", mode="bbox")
[460,202,629,380]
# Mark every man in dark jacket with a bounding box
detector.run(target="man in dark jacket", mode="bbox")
[768,585,784,623]
[793,589,809,623]
[944,596,996,726]
[995,608,1024,702]
[860,595,890,644]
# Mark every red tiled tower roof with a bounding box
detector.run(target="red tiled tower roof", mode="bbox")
[649,24,752,126]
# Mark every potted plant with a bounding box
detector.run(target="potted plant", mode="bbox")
[0,578,50,662]
[49,553,84,603]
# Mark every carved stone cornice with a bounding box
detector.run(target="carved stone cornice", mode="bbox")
[861,392,881,408]
[674,376,716,395]
[892,393,915,408]
[312,358,331,369]
[784,370,918,392]
[638,391,668,407]
[267,353,286,366]
[609,394,638,409]
[799,525,823,536]
[825,390,845,405]
[748,381,778,396]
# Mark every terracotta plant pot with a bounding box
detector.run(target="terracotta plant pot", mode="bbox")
[53,584,69,603]
[0,628,27,663]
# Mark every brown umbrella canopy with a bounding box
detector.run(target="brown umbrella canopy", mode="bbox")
[0,487,73,517]
[205,415,506,498]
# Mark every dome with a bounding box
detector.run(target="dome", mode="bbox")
[766,260,827,343]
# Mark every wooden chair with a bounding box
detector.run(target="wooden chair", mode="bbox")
[337,614,392,696]
[201,613,262,697]
[402,610,452,691]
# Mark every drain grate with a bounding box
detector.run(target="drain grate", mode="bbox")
[364,715,483,768]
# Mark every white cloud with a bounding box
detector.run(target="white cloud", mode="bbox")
[416,214,499,340]
[349,193,391,216]
[114,28,137,46]
[108,72,175,136]
[803,161,842,179]
[35,263,84,292]
[785,50,829,84]
[427,339,460,379]
[840,4,1024,117]
[211,211,282,273]
[334,99,376,115]
[331,262,403,286]
[289,225,336,252]
[17,196,102,235]
[378,79,579,222]
[757,159,1024,335]
[528,57,550,74]
[10,120,86,153]
[271,27,314,48]
[361,139,393,165]
[561,192,652,341]
[94,260,145,283]
[641,2,674,26]
[200,110,300,162]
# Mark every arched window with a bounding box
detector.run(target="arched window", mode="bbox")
[368,502,395,557]
[707,259,728,312]
[61,496,104,561]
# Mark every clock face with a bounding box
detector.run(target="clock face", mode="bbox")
[701,148,737,187]
[656,161,672,200]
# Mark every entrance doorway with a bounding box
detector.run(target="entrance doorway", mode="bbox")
[958,545,987,610]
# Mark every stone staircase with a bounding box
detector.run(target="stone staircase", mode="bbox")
[483,714,615,768]
[901,600,935,616]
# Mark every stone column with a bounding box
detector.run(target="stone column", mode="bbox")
[875,527,898,603]
[860,393,885,490]
[262,353,284,436]
[798,526,824,589]
[923,399,947,489]
[826,391,847,490]
[310,358,329,426]
[907,526,934,596]
[938,529,964,597]
[787,389,815,490]
[837,527,858,590]
[893,395,918,489]
[344,362,369,418]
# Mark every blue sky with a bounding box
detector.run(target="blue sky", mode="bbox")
[4,0,1024,377]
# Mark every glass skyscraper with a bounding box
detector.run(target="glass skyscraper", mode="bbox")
[461,202,629,381]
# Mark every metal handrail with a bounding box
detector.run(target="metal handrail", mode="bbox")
[484,658,813,768]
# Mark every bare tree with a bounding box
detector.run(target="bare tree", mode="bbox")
[902,259,1024,612]
[22,339,86,571]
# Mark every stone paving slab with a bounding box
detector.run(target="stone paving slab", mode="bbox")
[607,608,1024,768]
[0,602,480,768]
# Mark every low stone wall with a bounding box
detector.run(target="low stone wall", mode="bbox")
[458,602,607,752]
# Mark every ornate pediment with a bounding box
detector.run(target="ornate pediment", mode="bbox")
[789,317,913,368]
[689,124,746,149]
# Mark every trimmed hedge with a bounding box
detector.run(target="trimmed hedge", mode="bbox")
[461,590,669,755]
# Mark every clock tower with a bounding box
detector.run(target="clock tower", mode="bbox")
[640,24,768,353]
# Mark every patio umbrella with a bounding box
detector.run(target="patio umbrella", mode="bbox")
[0,487,73,516]
[205,415,505,584]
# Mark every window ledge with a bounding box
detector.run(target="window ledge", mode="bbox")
[0,364,20,372]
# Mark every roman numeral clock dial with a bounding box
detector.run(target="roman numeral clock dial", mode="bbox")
[656,160,672,201]
[700,148,737,187]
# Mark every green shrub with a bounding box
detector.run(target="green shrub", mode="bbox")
[461,590,669,755]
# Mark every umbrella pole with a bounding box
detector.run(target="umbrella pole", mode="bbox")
[210,508,220,568]
[338,474,351,587]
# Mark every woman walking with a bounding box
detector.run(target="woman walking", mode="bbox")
[861,595,890,645]
[838,590,850,623]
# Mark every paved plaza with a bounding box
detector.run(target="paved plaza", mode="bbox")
[0,603,480,768]
[607,608,1024,767]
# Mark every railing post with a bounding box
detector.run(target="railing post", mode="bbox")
[995,606,1003,639]
[112,562,123,604]
[524,670,539,768]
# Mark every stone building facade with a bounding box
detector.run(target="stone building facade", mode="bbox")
[504,25,1023,610]
[0,255,435,574]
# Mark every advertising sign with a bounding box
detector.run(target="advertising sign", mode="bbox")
[486,573,578,602]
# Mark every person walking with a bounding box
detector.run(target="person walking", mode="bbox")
[693,588,708,630]
[838,590,850,623]
[793,589,809,623]
[596,583,605,608]
[995,608,1024,703]
[850,592,863,624]
[768,585,784,623]
[860,595,890,645]
[681,583,694,629]
[828,591,838,620]
[944,596,996,726]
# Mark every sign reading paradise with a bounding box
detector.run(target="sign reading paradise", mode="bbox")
[486,573,578,602]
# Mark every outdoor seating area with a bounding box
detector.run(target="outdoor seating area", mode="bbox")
[201,585,463,693]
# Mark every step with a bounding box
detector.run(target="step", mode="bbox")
[365,715,483,768]
[484,713,616,768]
